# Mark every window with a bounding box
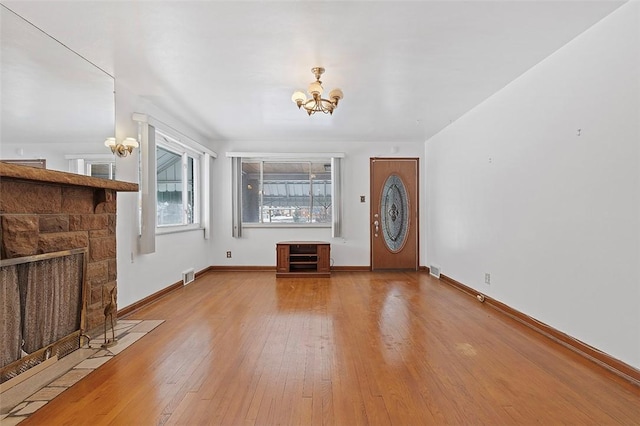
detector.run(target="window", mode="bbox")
[242,160,332,224]
[156,133,199,228]
[86,161,115,180]
[228,153,343,238]
[134,113,216,254]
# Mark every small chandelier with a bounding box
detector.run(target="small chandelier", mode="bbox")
[104,137,139,157]
[291,67,344,116]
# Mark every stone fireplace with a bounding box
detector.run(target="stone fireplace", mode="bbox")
[0,162,137,382]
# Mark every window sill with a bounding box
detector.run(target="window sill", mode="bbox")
[156,224,204,236]
[242,223,330,229]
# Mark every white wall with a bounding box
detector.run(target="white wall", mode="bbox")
[425,1,640,368]
[0,142,107,173]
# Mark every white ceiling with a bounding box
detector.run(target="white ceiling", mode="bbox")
[2,0,626,145]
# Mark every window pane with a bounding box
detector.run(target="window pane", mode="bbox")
[264,162,307,223]
[312,178,332,223]
[241,160,332,224]
[186,156,195,224]
[88,163,114,180]
[157,146,183,226]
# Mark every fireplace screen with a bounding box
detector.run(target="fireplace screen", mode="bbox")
[0,248,86,382]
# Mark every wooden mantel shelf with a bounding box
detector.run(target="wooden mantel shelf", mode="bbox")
[0,162,138,192]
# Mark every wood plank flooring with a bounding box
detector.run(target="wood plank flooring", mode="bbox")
[22,271,640,425]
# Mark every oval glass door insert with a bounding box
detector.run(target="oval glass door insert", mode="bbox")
[380,174,409,252]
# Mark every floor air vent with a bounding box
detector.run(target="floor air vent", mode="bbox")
[182,268,195,285]
[429,265,441,279]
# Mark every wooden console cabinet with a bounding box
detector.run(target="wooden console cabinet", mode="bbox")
[276,241,331,278]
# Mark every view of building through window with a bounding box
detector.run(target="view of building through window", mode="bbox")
[241,160,332,224]
[156,145,197,227]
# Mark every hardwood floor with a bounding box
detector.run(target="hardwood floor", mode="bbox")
[22,271,640,425]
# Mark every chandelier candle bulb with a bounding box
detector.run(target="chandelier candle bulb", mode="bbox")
[123,137,139,149]
[308,81,323,96]
[292,91,307,107]
[104,137,116,148]
[329,88,343,104]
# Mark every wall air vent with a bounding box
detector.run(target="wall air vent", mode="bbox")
[182,268,195,285]
[429,265,441,279]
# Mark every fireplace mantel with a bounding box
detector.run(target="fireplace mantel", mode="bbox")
[0,162,138,192]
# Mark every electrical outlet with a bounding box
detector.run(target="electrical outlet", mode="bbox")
[226,251,232,258]
[485,273,491,285]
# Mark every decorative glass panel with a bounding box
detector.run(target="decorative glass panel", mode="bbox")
[381,174,409,252]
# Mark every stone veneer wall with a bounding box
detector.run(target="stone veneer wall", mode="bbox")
[0,164,138,332]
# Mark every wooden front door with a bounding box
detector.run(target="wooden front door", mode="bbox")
[370,158,419,270]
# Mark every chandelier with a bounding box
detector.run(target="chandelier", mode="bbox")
[291,67,344,116]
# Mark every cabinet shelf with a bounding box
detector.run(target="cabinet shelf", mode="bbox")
[276,241,330,278]
[289,255,318,264]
